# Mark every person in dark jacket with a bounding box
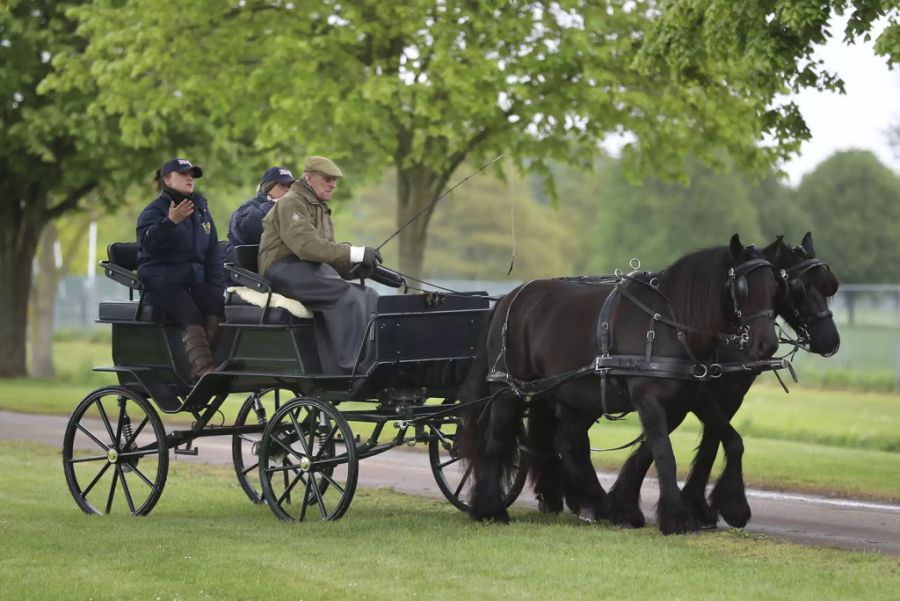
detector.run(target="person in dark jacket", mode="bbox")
[137,158,225,381]
[225,166,295,263]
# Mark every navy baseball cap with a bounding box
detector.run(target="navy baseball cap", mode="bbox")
[260,166,295,186]
[160,158,203,178]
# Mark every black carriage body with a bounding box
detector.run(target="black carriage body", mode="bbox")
[98,291,491,409]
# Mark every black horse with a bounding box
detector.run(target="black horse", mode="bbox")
[460,235,781,534]
[606,232,840,529]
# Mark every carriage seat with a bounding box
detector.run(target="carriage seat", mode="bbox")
[98,242,165,322]
[224,244,313,325]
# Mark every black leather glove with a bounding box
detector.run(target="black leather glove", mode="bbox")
[361,247,383,270]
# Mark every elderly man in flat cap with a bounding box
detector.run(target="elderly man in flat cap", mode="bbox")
[258,156,382,373]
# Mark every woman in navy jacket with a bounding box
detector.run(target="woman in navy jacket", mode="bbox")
[137,158,225,381]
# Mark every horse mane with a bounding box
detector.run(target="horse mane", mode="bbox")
[656,246,732,348]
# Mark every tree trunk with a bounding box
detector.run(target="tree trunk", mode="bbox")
[0,214,41,378]
[29,223,60,378]
[395,165,447,280]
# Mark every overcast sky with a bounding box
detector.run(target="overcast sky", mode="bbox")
[781,16,900,186]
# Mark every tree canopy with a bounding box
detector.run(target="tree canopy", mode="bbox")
[53,0,900,278]
[795,150,900,283]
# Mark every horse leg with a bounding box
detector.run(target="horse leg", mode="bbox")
[526,399,564,514]
[697,402,750,527]
[679,425,721,528]
[470,391,523,523]
[608,404,688,529]
[554,404,609,523]
[689,391,751,527]
[633,390,699,535]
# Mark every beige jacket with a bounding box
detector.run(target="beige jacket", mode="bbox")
[257,181,353,276]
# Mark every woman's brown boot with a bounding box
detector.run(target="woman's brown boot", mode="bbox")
[181,325,216,381]
[204,314,223,352]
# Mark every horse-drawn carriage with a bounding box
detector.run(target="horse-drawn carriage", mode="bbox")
[62,234,839,532]
[62,243,527,521]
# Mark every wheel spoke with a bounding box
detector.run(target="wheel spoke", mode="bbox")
[127,416,150,446]
[129,464,156,490]
[118,465,136,514]
[289,410,312,455]
[313,424,339,460]
[118,446,161,459]
[298,477,312,521]
[105,467,119,513]
[75,423,111,452]
[266,435,304,465]
[438,454,462,470]
[81,462,112,497]
[68,454,110,464]
[276,471,304,506]
[318,470,345,496]
[238,434,258,444]
[94,399,117,445]
[453,462,474,498]
[308,470,329,517]
[240,461,259,476]
[114,401,126,448]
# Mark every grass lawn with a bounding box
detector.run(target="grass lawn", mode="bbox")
[1,440,898,601]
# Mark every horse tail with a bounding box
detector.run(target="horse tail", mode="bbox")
[458,302,499,467]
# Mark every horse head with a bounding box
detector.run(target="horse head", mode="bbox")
[764,232,840,357]
[727,234,781,361]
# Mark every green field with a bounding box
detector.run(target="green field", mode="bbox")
[1,441,898,601]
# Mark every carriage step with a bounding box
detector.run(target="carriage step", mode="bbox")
[174,443,199,456]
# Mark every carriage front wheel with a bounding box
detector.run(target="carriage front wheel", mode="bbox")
[62,386,169,516]
[428,399,529,512]
[258,397,357,521]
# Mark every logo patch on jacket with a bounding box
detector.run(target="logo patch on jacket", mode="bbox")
[202,221,211,234]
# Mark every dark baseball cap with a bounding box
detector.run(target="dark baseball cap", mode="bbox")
[260,166,295,186]
[160,158,203,178]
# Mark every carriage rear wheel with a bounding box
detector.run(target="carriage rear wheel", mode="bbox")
[232,387,296,504]
[258,397,357,521]
[428,399,529,512]
[62,386,168,516]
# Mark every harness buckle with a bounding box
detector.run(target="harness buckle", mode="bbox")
[692,364,708,380]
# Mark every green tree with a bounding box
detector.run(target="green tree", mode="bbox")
[794,150,900,283]
[584,159,765,272]
[0,1,229,377]
[0,1,128,377]
[640,1,899,162]
[55,0,863,281]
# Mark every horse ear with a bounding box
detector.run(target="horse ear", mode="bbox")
[730,233,743,259]
[763,237,783,263]
[801,232,816,257]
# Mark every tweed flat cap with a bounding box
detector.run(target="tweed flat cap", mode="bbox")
[303,156,343,178]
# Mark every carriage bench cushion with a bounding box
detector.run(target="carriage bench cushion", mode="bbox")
[225,286,313,324]
[98,301,164,322]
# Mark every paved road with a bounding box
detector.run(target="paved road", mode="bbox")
[4,410,899,555]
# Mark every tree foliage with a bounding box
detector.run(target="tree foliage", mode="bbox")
[640,0,899,163]
[53,0,879,278]
[794,150,900,283]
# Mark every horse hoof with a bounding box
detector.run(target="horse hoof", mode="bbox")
[578,508,598,524]
[538,498,562,514]
[609,502,645,529]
